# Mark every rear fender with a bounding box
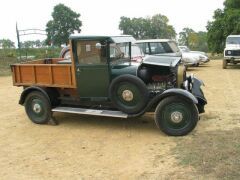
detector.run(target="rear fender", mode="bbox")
[19,86,50,105]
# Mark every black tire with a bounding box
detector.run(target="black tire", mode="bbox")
[223,59,227,69]
[109,75,149,114]
[24,91,52,124]
[154,96,199,136]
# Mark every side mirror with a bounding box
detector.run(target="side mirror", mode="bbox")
[96,43,102,49]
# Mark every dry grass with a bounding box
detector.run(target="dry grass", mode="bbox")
[0,57,19,76]
[173,129,240,179]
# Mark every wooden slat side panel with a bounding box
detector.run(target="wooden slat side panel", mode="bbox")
[11,64,75,88]
[19,66,35,83]
[52,66,73,86]
[35,66,51,84]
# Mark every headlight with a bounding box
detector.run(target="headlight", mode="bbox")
[227,50,232,55]
[176,64,186,88]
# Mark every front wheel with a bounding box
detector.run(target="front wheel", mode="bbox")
[154,96,199,136]
[24,91,52,124]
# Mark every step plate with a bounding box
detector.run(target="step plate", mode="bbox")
[52,107,128,118]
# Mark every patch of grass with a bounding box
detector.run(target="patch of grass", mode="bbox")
[173,129,240,180]
[0,57,19,76]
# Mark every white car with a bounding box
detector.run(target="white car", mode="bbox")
[181,52,201,67]
[179,46,209,64]
[136,39,200,67]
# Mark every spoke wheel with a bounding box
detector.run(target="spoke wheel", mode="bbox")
[154,96,199,136]
[25,91,52,124]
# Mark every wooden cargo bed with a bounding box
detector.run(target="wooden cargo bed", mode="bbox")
[11,58,76,88]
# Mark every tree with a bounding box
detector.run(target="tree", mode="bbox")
[178,29,208,52]
[178,28,194,47]
[46,3,82,46]
[0,39,15,49]
[207,0,240,53]
[119,14,176,39]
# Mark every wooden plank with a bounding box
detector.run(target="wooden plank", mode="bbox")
[17,66,22,83]
[49,66,53,84]
[32,66,36,83]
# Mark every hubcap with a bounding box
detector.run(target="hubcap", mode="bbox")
[33,103,42,114]
[170,111,183,123]
[122,90,134,102]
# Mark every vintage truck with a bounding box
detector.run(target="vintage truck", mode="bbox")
[11,35,207,136]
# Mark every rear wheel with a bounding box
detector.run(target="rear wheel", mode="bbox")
[24,91,52,124]
[154,96,199,136]
[223,59,227,69]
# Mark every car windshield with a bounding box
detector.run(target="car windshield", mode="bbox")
[110,43,131,64]
[110,43,144,64]
[137,41,179,55]
[226,37,240,45]
[168,42,180,53]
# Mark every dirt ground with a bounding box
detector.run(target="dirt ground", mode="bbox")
[0,60,240,179]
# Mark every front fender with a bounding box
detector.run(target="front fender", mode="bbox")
[128,88,198,118]
[156,88,198,104]
[192,77,207,104]
[19,86,50,105]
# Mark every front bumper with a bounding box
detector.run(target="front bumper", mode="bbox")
[224,56,240,62]
[183,76,207,113]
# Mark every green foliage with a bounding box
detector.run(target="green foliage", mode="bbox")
[20,40,45,48]
[119,14,176,39]
[179,29,208,52]
[0,39,15,49]
[46,3,82,46]
[207,0,240,53]
[178,28,194,47]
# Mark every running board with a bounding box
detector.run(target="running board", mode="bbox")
[52,107,128,118]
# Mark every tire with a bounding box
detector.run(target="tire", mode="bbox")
[223,59,227,69]
[154,96,199,136]
[59,46,70,59]
[109,75,149,114]
[24,91,52,124]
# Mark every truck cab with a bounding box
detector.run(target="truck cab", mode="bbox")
[11,35,207,136]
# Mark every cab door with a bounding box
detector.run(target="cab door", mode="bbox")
[73,40,110,98]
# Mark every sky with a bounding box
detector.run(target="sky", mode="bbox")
[0,0,225,44]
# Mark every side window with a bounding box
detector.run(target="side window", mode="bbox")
[76,41,107,65]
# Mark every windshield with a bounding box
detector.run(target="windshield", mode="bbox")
[110,43,131,65]
[168,42,180,53]
[137,41,179,55]
[226,37,240,45]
